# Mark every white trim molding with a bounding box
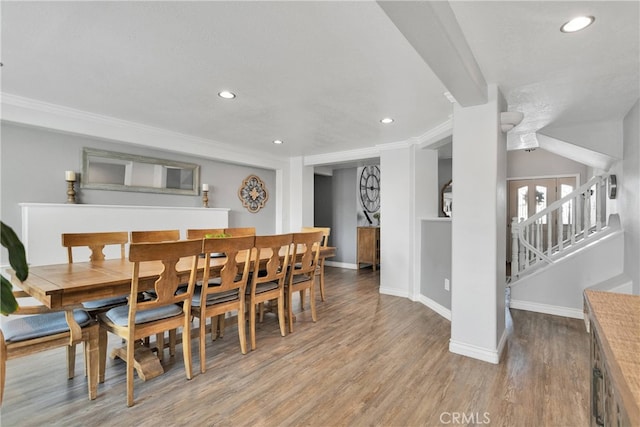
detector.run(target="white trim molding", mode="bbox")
[380,286,410,299]
[324,261,357,270]
[509,299,584,319]
[417,295,451,321]
[449,339,502,365]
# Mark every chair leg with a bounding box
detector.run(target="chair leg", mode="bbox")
[319,269,326,302]
[250,300,257,351]
[98,328,108,383]
[218,315,226,338]
[126,338,135,407]
[310,284,317,322]
[299,289,305,310]
[278,292,286,337]
[183,317,193,380]
[288,289,295,333]
[237,306,247,355]
[169,329,176,357]
[67,343,76,379]
[200,316,207,374]
[156,333,164,363]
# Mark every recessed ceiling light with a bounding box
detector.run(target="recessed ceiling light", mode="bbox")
[273,139,283,145]
[380,117,394,124]
[560,16,595,33]
[218,90,236,99]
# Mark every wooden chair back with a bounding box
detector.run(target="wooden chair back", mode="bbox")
[61,231,128,263]
[130,229,180,243]
[186,228,225,239]
[224,227,256,237]
[301,226,330,247]
[201,236,255,295]
[128,240,201,312]
[290,231,324,277]
[250,234,293,289]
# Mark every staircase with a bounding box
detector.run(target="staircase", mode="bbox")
[508,174,627,318]
[510,174,610,280]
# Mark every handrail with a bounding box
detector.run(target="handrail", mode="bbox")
[511,174,609,279]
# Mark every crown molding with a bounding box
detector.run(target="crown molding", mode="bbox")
[303,145,380,167]
[1,93,287,170]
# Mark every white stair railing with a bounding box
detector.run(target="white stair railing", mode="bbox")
[510,174,609,279]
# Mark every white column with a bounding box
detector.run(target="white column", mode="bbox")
[288,156,314,233]
[450,84,507,364]
[379,142,414,298]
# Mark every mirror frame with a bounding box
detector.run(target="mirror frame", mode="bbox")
[441,179,452,217]
[81,148,200,196]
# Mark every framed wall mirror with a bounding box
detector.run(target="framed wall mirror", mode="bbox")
[441,180,452,217]
[81,148,200,195]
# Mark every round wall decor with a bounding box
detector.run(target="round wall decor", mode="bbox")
[238,175,269,213]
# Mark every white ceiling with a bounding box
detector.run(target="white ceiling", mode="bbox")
[1,1,638,161]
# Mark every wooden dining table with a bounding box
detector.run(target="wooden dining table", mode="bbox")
[4,245,336,400]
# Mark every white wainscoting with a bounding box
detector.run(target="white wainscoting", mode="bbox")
[20,203,229,266]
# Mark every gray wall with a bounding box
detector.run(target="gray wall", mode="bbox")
[331,168,357,264]
[507,148,589,183]
[622,100,640,293]
[421,219,452,309]
[1,123,276,238]
[313,174,333,247]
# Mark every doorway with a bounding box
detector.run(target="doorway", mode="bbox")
[507,176,578,262]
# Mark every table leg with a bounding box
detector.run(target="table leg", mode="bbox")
[85,325,99,400]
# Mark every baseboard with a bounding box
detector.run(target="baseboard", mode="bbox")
[417,295,451,321]
[379,286,410,298]
[449,339,500,364]
[324,261,357,270]
[510,299,584,319]
[609,282,633,294]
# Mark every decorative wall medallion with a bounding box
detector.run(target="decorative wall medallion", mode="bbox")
[238,175,269,213]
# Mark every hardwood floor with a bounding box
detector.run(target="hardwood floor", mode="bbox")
[1,267,589,426]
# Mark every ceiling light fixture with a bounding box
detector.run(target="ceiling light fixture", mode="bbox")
[380,117,394,124]
[560,16,595,33]
[218,90,236,99]
[273,139,283,145]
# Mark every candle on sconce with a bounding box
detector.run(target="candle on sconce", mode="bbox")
[65,170,76,181]
[202,183,209,192]
[202,183,209,208]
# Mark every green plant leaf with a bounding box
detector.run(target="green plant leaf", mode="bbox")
[2,222,29,281]
[1,276,18,315]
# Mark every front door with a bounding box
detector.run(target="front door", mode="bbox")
[507,177,577,262]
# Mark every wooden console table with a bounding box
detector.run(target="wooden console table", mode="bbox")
[357,226,380,271]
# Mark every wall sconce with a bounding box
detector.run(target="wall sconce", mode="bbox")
[65,170,77,204]
[501,111,524,133]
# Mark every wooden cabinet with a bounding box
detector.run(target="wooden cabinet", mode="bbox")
[584,290,640,427]
[357,226,380,271]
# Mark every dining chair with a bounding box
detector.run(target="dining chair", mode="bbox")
[97,239,201,407]
[285,231,324,333]
[184,235,254,373]
[129,229,181,355]
[0,290,98,405]
[186,228,227,340]
[61,231,130,375]
[301,227,331,302]
[130,229,180,243]
[246,233,292,351]
[224,227,256,237]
